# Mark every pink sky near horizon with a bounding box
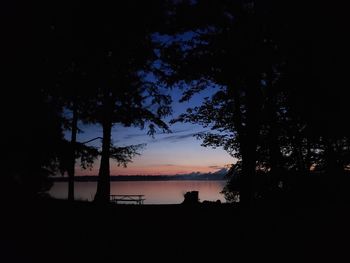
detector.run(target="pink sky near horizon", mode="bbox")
[76,163,229,176]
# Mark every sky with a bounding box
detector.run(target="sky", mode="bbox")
[70,87,233,176]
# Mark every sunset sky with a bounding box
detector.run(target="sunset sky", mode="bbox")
[70,87,233,176]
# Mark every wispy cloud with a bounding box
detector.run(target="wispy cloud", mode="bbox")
[158,131,207,143]
[208,165,222,169]
[122,133,148,140]
[171,128,192,134]
[161,133,197,142]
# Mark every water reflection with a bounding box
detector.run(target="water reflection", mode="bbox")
[49,180,226,204]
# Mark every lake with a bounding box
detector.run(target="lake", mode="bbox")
[49,180,227,204]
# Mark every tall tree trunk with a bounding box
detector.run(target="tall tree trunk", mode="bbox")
[230,81,261,206]
[265,90,283,186]
[68,100,78,202]
[292,135,306,173]
[240,136,258,205]
[94,120,112,203]
[324,137,344,201]
[239,80,261,206]
[305,137,312,172]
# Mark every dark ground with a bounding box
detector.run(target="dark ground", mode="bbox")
[2,198,350,262]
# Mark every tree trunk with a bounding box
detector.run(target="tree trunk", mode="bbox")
[292,135,306,172]
[240,137,258,205]
[239,80,261,206]
[94,120,112,203]
[68,101,78,202]
[265,92,283,186]
[305,137,311,172]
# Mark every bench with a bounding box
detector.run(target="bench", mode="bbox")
[110,195,146,205]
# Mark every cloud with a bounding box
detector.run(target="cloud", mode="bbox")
[171,128,192,134]
[120,128,210,145]
[163,133,197,142]
[159,131,206,143]
[122,133,148,140]
[212,168,228,175]
[208,165,222,169]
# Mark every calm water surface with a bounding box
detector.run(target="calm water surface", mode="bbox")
[49,180,226,204]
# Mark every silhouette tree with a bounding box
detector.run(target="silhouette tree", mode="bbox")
[67,2,173,203]
[27,2,172,203]
[159,0,291,204]
[49,61,92,201]
[0,62,66,199]
[0,2,70,200]
[165,1,350,205]
[29,3,103,201]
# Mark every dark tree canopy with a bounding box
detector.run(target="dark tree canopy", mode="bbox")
[1,1,173,201]
[160,0,350,204]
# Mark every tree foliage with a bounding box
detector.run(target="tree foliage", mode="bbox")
[162,0,350,205]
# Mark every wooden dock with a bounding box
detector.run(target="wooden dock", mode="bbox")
[110,195,146,205]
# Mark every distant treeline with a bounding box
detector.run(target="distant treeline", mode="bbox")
[52,174,226,182]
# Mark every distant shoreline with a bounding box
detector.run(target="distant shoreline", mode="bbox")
[51,175,227,182]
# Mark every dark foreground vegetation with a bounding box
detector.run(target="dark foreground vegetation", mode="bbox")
[3,198,350,262]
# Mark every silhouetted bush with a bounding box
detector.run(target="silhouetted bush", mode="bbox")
[182,191,199,204]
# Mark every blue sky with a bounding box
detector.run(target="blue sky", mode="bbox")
[70,87,233,175]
